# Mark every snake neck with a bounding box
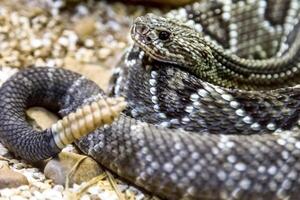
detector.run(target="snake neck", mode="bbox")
[175,30,300,90]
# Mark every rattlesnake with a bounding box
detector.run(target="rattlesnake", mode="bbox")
[0,0,300,199]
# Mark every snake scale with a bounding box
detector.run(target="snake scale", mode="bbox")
[0,0,300,199]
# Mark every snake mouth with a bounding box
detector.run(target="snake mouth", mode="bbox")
[131,23,166,62]
[132,31,179,66]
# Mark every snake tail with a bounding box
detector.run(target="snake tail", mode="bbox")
[0,67,125,162]
[51,97,127,150]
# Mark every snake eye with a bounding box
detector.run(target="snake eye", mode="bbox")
[145,36,152,42]
[158,31,171,40]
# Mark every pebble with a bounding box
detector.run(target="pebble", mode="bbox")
[62,144,78,153]
[10,159,20,165]
[81,194,91,200]
[0,143,10,157]
[0,188,17,197]
[33,190,43,199]
[74,17,96,40]
[90,194,101,200]
[42,188,63,199]
[85,39,95,48]
[20,190,32,198]
[118,184,129,192]
[98,48,112,59]
[53,184,64,192]
[136,193,147,200]
[32,172,45,181]
[98,191,119,200]
[18,185,30,191]
[10,195,27,200]
[31,181,52,190]
[87,185,102,195]
[13,163,27,170]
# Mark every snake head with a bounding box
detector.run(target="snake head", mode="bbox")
[131,13,213,69]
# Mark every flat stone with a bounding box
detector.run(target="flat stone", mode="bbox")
[63,59,112,89]
[0,161,29,189]
[0,142,10,157]
[26,107,59,131]
[44,152,103,186]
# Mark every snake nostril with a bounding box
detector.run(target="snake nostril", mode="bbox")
[134,24,150,35]
[145,36,152,42]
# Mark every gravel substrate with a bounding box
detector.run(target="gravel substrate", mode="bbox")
[0,0,165,199]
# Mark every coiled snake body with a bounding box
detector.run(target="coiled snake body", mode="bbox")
[0,0,300,199]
